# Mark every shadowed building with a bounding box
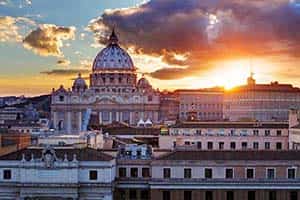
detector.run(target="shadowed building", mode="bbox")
[224,73,300,121]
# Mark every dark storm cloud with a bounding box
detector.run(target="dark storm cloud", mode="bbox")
[88,0,300,80]
[57,59,70,66]
[40,69,90,76]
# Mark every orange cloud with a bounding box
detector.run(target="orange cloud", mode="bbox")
[23,24,76,57]
[88,0,300,80]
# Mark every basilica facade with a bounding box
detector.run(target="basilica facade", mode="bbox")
[51,30,160,133]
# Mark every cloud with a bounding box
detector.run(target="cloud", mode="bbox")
[79,59,92,68]
[40,69,90,76]
[0,16,21,42]
[0,0,8,5]
[88,0,300,80]
[57,59,70,66]
[0,16,35,42]
[23,24,76,57]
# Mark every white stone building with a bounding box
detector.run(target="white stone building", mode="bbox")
[51,29,160,134]
[0,147,115,200]
[160,121,289,150]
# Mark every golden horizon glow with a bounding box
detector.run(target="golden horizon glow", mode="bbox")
[0,57,299,97]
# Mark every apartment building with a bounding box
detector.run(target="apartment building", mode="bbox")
[160,121,289,150]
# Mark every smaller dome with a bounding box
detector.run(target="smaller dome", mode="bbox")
[137,76,152,88]
[72,73,87,92]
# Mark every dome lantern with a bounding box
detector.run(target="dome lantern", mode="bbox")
[108,28,119,45]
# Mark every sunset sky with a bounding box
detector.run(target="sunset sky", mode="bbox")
[0,0,299,96]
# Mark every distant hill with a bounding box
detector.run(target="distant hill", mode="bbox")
[28,94,51,113]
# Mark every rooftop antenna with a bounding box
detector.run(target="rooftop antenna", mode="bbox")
[250,58,254,78]
[247,57,256,85]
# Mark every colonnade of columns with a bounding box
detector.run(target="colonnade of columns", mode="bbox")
[52,109,159,133]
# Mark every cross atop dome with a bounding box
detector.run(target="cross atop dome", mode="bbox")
[109,27,119,44]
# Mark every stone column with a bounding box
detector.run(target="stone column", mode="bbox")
[154,111,159,124]
[78,111,82,132]
[53,111,58,129]
[99,111,102,124]
[129,112,133,125]
[119,112,123,122]
[67,111,71,134]
[116,112,120,122]
[109,111,112,123]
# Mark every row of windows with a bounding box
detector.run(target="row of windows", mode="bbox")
[162,168,296,179]
[180,112,222,117]
[118,167,150,178]
[116,167,296,179]
[180,141,283,150]
[162,190,298,200]
[180,102,222,106]
[2,167,296,181]
[173,129,283,137]
[118,189,149,200]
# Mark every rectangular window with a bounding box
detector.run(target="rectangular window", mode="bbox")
[253,142,259,149]
[142,168,150,178]
[164,168,171,178]
[205,191,213,200]
[227,191,234,200]
[131,168,138,178]
[242,142,248,150]
[197,141,202,149]
[290,191,298,200]
[246,168,254,179]
[141,190,149,200]
[207,142,213,150]
[59,95,64,102]
[276,130,282,136]
[230,142,236,150]
[265,142,270,150]
[248,191,256,200]
[219,142,224,150]
[185,141,190,145]
[265,130,271,136]
[276,142,282,150]
[230,129,235,136]
[184,191,192,200]
[119,167,126,178]
[3,169,11,180]
[129,190,137,199]
[269,191,276,200]
[119,189,126,200]
[226,168,234,179]
[196,130,201,135]
[253,130,259,136]
[163,191,171,200]
[205,168,213,179]
[288,168,296,179]
[266,168,275,179]
[89,170,97,180]
[184,168,192,179]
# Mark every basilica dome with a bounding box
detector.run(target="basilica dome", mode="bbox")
[137,76,152,88]
[72,73,87,92]
[92,29,135,72]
